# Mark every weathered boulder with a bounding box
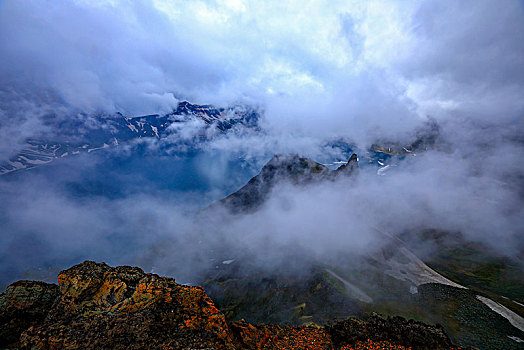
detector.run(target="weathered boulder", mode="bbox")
[0,281,59,348]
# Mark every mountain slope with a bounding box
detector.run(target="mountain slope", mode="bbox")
[201,153,524,350]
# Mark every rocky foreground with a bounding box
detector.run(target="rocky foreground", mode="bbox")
[0,261,468,349]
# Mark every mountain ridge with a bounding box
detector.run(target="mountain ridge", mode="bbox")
[0,101,259,175]
[215,152,359,214]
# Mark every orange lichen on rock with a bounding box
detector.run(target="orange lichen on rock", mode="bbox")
[0,281,59,348]
[16,261,237,349]
[230,319,334,349]
[1,261,467,349]
[229,320,421,350]
[340,339,412,349]
[175,284,232,343]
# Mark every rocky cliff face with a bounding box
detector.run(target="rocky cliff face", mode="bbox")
[216,153,359,214]
[0,261,466,349]
[0,281,59,347]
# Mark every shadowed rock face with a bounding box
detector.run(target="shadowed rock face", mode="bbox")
[0,281,59,348]
[335,153,359,176]
[0,261,466,350]
[217,153,359,214]
[326,314,454,350]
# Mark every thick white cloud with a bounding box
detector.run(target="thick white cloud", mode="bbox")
[1,0,522,148]
[0,1,523,283]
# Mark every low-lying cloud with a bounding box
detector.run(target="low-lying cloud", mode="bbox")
[0,0,523,286]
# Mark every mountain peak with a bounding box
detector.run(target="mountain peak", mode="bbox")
[335,153,359,175]
[0,101,259,175]
[215,153,358,214]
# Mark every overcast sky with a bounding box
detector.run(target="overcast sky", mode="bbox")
[1,0,523,149]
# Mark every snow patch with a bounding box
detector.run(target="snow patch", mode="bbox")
[325,269,373,303]
[151,125,159,138]
[513,300,524,308]
[379,247,466,290]
[8,161,26,168]
[508,336,524,343]
[476,295,524,332]
[18,156,51,165]
[87,143,110,152]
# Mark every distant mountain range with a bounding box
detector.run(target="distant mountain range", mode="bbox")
[0,101,259,175]
[0,99,445,179]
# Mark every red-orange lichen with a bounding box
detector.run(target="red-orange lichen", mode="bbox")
[3,261,461,350]
[340,339,412,349]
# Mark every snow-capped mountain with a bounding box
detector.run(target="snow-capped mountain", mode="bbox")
[0,101,259,175]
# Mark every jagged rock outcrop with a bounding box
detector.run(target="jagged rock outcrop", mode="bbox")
[217,153,358,213]
[16,261,234,349]
[326,314,454,350]
[0,261,467,349]
[335,153,359,176]
[0,281,59,348]
[228,319,446,349]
